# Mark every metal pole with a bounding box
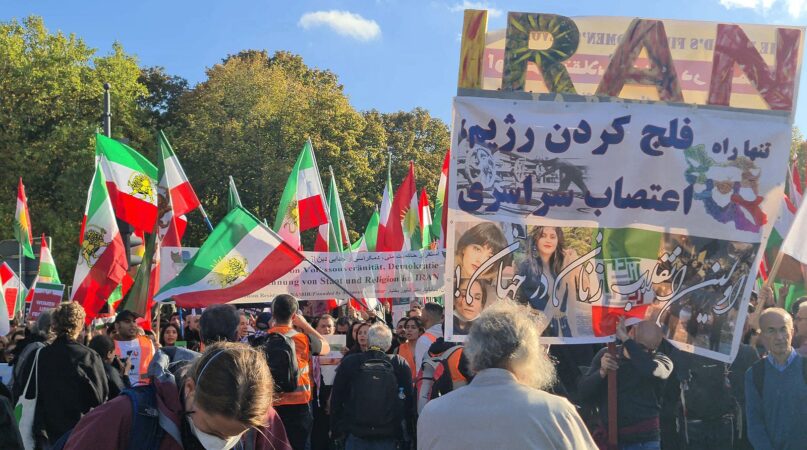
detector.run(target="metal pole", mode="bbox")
[17,243,23,319]
[103,83,112,138]
[198,205,215,232]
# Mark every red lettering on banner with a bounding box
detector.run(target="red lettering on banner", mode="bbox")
[707,24,801,111]
[596,19,684,102]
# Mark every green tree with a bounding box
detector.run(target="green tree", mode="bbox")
[0,16,148,283]
[169,51,448,248]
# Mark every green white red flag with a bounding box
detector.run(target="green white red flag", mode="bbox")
[95,134,159,232]
[24,234,61,303]
[14,178,34,259]
[157,206,305,307]
[382,161,419,251]
[228,176,243,211]
[157,131,199,246]
[274,140,328,251]
[158,131,200,215]
[72,165,129,323]
[351,207,380,252]
[419,188,433,249]
[376,155,394,251]
[432,149,450,248]
[1,262,27,320]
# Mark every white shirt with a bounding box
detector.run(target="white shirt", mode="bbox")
[414,323,443,372]
[418,368,597,450]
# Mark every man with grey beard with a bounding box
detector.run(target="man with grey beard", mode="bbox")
[417,301,596,449]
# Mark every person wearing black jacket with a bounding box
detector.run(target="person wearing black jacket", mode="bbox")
[331,323,414,450]
[88,334,130,398]
[578,318,673,449]
[22,302,108,446]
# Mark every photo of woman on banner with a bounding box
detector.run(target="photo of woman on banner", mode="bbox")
[453,278,488,335]
[516,226,582,337]
[455,222,510,281]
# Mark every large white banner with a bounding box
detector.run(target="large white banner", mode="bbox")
[445,95,792,362]
[161,247,445,302]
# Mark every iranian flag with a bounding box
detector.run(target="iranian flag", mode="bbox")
[24,234,61,303]
[273,140,329,251]
[96,134,159,232]
[14,178,34,259]
[157,132,200,246]
[789,160,804,208]
[591,228,661,337]
[158,131,200,215]
[326,168,351,252]
[351,207,380,252]
[1,262,27,320]
[72,165,129,322]
[432,149,450,248]
[782,193,807,265]
[157,206,305,307]
[376,155,394,251]
[419,188,433,249]
[228,176,243,211]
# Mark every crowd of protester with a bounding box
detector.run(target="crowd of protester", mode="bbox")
[1,287,806,449]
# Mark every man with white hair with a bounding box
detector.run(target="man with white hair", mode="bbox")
[331,322,414,450]
[745,307,807,449]
[417,301,596,449]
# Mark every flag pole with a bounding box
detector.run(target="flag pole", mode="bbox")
[17,242,23,317]
[197,205,215,232]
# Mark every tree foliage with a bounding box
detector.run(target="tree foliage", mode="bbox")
[0,16,148,283]
[168,51,448,247]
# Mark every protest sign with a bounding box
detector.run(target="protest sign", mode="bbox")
[449,11,803,362]
[445,94,793,361]
[160,247,445,302]
[27,282,64,320]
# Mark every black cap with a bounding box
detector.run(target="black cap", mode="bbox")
[256,312,272,330]
[114,310,141,324]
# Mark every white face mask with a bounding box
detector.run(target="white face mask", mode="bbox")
[187,415,245,450]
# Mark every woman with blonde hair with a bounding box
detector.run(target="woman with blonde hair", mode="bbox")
[64,341,292,450]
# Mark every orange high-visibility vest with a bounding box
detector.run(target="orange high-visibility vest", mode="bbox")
[269,326,313,406]
[396,341,418,380]
[114,335,155,386]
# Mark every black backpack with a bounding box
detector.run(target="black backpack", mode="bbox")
[263,331,299,393]
[51,383,179,450]
[347,357,400,439]
[680,359,736,420]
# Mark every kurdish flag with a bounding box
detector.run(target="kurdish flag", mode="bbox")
[96,134,159,232]
[14,178,34,259]
[157,206,305,307]
[385,161,419,251]
[274,140,328,251]
[72,165,129,322]
[432,149,450,248]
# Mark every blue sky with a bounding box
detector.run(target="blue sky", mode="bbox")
[3,0,806,132]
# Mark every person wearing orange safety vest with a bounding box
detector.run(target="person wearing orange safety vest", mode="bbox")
[396,317,425,380]
[113,310,156,387]
[268,295,330,450]
[414,303,443,372]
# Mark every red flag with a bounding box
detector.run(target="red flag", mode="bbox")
[379,162,416,252]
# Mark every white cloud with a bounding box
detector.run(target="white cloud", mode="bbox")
[719,0,805,17]
[448,1,503,18]
[298,10,381,41]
